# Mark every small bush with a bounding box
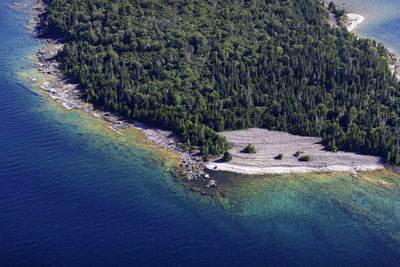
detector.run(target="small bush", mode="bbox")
[275,153,283,160]
[295,150,303,157]
[203,155,210,162]
[222,151,232,162]
[299,154,311,162]
[242,143,256,154]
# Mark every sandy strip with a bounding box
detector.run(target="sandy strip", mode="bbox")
[346,13,364,32]
[206,163,384,175]
[206,128,384,175]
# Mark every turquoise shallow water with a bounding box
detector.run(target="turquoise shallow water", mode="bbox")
[1,1,400,266]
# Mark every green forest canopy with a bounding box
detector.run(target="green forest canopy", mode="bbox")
[43,0,400,164]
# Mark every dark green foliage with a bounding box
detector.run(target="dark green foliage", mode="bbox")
[295,151,303,157]
[43,0,400,164]
[276,153,283,160]
[222,151,232,162]
[328,2,347,26]
[299,154,311,162]
[242,144,256,154]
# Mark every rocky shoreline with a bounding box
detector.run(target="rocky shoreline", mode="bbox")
[388,49,400,81]
[31,1,216,189]
[30,0,397,184]
[35,40,215,184]
[206,128,385,175]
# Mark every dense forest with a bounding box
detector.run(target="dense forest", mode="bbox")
[42,0,400,164]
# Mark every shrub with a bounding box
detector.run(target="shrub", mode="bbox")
[299,154,311,162]
[242,143,256,154]
[222,151,232,162]
[275,153,283,160]
[295,150,303,157]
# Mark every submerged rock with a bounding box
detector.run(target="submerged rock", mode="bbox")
[206,180,217,188]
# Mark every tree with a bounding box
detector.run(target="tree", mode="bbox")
[44,0,400,165]
[222,151,232,162]
[294,151,303,157]
[242,144,256,154]
[299,154,311,162]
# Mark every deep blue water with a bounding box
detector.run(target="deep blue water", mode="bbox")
[2,1,400,266]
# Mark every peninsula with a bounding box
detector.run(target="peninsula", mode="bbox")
[34,0,400,180]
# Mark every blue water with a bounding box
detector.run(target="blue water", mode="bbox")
[333,0,400,54]
[2,1,400,266]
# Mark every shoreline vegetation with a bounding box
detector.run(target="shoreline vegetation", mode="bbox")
[343,13,400,80]
[29,1,211,185]
[35,38,211,181]
[28,0,400,182]
[326,1,400,80]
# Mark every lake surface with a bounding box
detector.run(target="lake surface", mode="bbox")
[1,1,400,266]
[333,0,400,54]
